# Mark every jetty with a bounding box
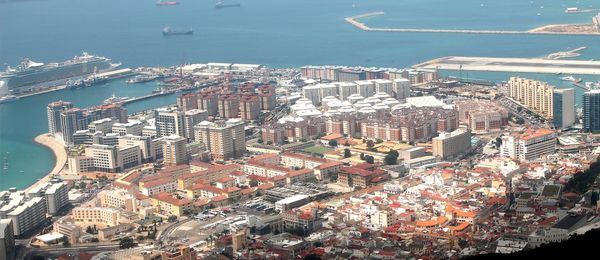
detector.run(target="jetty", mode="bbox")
[345,12,600,36]
[413,56,600,75]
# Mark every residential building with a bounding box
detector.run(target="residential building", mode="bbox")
[500,128,557,161]
[194,119,245,161]
[218,93,240,119]
[584,90,600,132]
[60,108,84,145]
[99,190,137,212]
[118,135,156,163]
[88,118,115,134]
[0,219,15,260]
[71,206,119,229]
[47,100,74,134]
[28,182,69,216]
[183,109,208,142]
[508,77,554,119]
[162,135,188,165]
[239,95,260,120]
[6,197,47,236]
[392,78,411,99]
[176,93,198,112]
[552,88,575,129]
[155,107,186,138]
[112,120,144,136]
[337,163,388,188]
[258,84,276,111]
[151,193,193,217]
[261,125,285,145]
[455,100,509,133]
[432,128,471,159]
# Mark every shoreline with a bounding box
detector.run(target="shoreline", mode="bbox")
[346,12,600,36]
[27,133,68,192]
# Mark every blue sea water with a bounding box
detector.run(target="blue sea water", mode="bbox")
[0,0,599,189]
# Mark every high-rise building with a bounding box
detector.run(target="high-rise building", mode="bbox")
[508,77,554,119]
[95,104,128,123]
[194,119,245,161]
[7,197,47,236]
[500,128,556,161]
[155,107,186,138]
[88,118,116,134]
[239,95,260,120]
[28,182,69,216]
[118,135,156,163]
[177,93,199,112]
[392,78,411,99]
[584,90,600,132]
[162,135,188,165]
[432,128,472,159]
[198,92,219,116]
[372,79,393,96]
[552,88,575,129]
[60,108,84,145]
[337,82,358,101]
[47,100,73,134]
[112,120,144,136]
[356,80,376,98]
[183,109,208,142]
[0,219,15,260]
[258,84,276,111]
[261,125,285,145]
[218,93,240,119]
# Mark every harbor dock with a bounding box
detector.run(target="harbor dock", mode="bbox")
[345,12,600,36]
[413,56,600,75]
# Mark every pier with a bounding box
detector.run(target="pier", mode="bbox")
[345,12,600,36]
[413,56,600,75]
[120,80,220,105]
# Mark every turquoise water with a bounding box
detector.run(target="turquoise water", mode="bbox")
[1,0,600,189]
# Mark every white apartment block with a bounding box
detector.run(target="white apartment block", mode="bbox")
[7,197,47,236]
[501,129,557,161]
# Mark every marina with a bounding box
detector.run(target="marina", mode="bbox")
[413,56,600,75]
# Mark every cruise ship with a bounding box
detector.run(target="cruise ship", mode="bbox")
[0,52,118,95]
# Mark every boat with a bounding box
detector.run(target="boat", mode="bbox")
[0,95,19,104]
[126,75,160,84]
[162,26,193,36]
[156,1,179,6]
[215,1,241,8]
[0,52,118,95]
[565,7,579,13]
[67,75,108,89]
[104,93,131,104]
[560,76,582,83]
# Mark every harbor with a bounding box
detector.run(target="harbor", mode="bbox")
[345,12,600,36]
[413,56,600,75]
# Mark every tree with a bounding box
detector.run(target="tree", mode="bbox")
[249,179,259,187]
[168,215,178,222]
[384,153,398,165]
[79,182,87,190]
[119,237,135,249]
[365,155,375,164]
[313,241,324,247]
[257,138,263,144]
[328,140,338,147]
[343,148,352,158]
[267,141,273,145]
[62,237,70,247]
[375,138,383,144]
[366,140,375,148]
[360,153,365,160]
[86,226,93,234]
[495,137,503,148]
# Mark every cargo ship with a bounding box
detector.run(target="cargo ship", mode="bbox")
[0,52,118,95]
[215,1,241,8]
[162,26,193,36]
[156,1,179,6]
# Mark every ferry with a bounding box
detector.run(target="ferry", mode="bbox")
[162,26,193,36]
[156,1,179,6]
[560,76,582,83]
[215,1,241,8]
[565,7,579,13]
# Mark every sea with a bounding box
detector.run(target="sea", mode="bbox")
[0,0,599,189]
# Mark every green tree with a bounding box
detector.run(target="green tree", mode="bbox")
[366,140,375,148]
[62,237,70,247]
[384,153,398,165]
[328,140,338,147]
[168,215,178,222]
[249,179,259,187]
[119,237,135,249]
[375,138,383,144]
[343,148,352,158]
[257,138,263,144]
[313,241,324,247]
[267,141,273,145]
[365,155,375,164]
[360,153,365,160]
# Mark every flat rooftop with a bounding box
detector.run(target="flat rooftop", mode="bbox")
[414,56,600,75]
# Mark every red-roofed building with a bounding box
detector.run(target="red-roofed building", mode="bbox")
[281,208,322,235]
[152,192,193,217]
[286,168,315,184]
[314,161,344,180]
[177,164,240,189]
[214,176,236,189]
[337,163,389,188]
[140,177,177,196]
[281,152,328,169]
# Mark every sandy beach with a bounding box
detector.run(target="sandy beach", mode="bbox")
[27,133,67,192]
